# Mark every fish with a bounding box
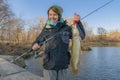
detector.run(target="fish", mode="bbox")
[70,24,81,75]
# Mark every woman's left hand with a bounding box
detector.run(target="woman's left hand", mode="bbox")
[73,13,80,24]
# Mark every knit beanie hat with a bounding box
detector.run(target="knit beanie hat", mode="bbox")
[48,5,63,18]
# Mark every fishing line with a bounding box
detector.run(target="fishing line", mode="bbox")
[81,0,115,20]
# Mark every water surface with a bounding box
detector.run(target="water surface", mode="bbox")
[25,47,120,80]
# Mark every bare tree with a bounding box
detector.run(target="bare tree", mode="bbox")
[85,26,94,42]
[12,18,24,44]
[0,0,13,43]
[97,27,107,41]
[108,30,120,41]
[26,17,46,43]
[0,0,13,27]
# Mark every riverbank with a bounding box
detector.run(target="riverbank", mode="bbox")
[0,41,120,68]
[83,41,120,47]
[0,55,25,68]
[0,58,43,80]
[1,41,120,56]
[0,43,30,67]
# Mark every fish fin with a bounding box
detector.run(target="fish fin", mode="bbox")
[78,60,80,66]
[70,59,73,67]
[69,39,73,51]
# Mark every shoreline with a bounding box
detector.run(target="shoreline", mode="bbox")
[0,42,120,68]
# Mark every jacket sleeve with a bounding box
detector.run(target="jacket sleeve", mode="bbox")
[32,28,46,46]
[69,26,72,39]
[77,20,86,40]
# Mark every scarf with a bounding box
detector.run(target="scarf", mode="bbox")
[45,18,64,28]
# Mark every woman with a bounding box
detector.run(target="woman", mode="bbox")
[32,5,85,80]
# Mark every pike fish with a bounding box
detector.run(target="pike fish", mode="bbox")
[70,24,81,75]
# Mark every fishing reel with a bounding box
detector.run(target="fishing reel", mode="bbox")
[33,50,44,59]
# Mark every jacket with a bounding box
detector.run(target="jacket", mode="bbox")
[34,20,85,70]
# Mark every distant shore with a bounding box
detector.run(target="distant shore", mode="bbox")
[0,41,120,67]
[83,41,120,47]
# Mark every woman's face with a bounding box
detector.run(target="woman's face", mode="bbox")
[48,9,59,23]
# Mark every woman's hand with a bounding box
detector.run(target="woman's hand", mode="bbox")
[73,13,80,24]
[32,43,40,50]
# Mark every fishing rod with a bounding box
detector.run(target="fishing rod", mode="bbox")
[81,0,114,20]
[10,0,115,63]
[10,23,65,62]
[10,34,56,62]
[10,49,33,62]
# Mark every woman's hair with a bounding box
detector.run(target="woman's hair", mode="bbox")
[47,5,63,19]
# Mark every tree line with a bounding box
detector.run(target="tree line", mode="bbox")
[0,0,120,45]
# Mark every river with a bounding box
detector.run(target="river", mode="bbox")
[25,47,120,80]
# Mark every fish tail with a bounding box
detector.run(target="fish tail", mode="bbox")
[72,69,80,75]
[80,50,83,54]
